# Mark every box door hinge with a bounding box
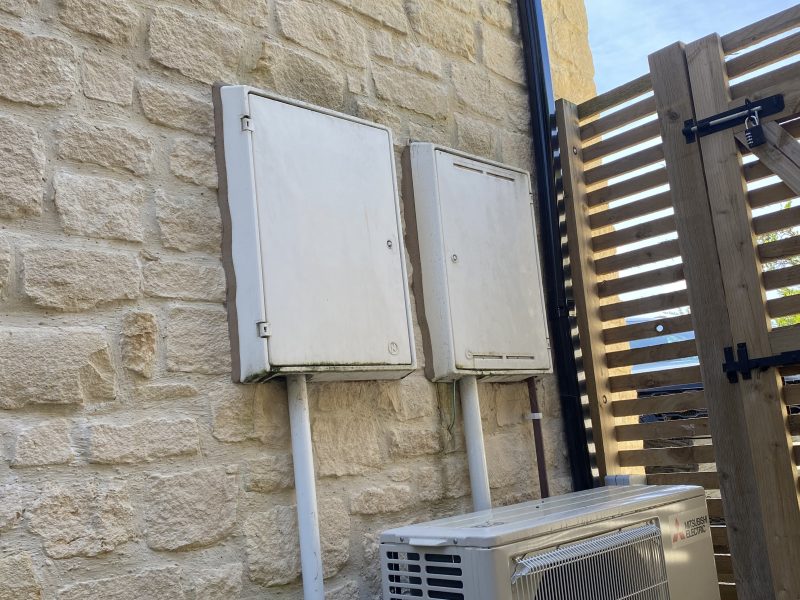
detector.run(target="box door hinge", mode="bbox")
[257,321,271,338]
[241,115,254,132]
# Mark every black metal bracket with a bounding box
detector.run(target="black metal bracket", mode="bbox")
[683,94,784,143]
[722,342,800,383]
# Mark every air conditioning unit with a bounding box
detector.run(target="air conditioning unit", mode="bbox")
[380,485,720,600]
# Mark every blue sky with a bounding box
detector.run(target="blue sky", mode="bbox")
[585,0,796,93]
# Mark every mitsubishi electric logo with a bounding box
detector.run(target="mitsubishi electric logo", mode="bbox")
[670,509,709,548]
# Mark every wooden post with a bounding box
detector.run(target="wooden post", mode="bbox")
[556,99,619,480]
[650,39,800,598]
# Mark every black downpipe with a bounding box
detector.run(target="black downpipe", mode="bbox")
[518,0,594,491]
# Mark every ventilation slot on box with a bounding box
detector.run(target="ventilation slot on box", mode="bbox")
[385,551,465,600]
[510,522,670,600]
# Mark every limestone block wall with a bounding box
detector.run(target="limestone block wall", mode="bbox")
[0,0,595,598]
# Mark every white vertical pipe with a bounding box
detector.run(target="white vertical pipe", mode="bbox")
[459,375,492,511]
[287,374,324,600]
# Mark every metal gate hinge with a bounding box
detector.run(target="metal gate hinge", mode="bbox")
[257,321,271,338]
[241,115,254,132]
[682,94,784,143]
[722,342,800,383]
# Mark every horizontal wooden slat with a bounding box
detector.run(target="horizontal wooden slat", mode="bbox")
[716,554,734,575]
[600,289,689,322]
[592,215,676,252]
[730,59,800,102]
[577,73,652,120]
[606,338,696,369]
[768,293,800,318]
[743,159,773,183]
[727,31,800,79]
[586,168,668,207]
[758,235,800,261]
[619,444,715,467]
[580,96,657,144]
[719,583,738,600]
[581,121,662,164]
[647,471,720,488]
[772,324,800,354]
[584,144,665,187]
[598,263,684,299]
[707,498,725,520]
[753,205,800,235]
[594,239,681,276]
[790,414,800,435]
[711,524,729,549]
[721,4,800,53]
[589,191,673,230]
[616,417,710,442]
[793,444,800,464]
[613,390,705,418]
[748,181,795,210]
[608,365,702,393]
[763,264,800,290]
[603,313,694,346]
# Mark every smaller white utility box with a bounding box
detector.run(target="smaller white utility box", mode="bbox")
[406,144,551,382]
[214,85,415,382]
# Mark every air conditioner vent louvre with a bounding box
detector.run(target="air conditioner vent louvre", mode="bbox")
[385,550,465,600]
[511,522,670,600]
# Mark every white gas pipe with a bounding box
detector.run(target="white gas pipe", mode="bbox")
[459,375,492,511]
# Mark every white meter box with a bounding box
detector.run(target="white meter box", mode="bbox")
[406,143,552,382]
[213,85,415,382]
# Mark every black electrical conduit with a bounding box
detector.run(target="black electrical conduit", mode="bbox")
[518,0,595,491]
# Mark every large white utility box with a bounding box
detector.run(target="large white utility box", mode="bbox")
[406,143,551,382]
[213,85,415,382]
[380,485,720,600]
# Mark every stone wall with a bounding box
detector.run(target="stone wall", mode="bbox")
[0,0,595,598]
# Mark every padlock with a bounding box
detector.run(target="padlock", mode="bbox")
[745,113,766,148]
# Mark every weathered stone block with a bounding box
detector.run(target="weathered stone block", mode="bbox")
[373,63,447,120]
[245,453,294,493]
[0,115,45,219]
[169,138,218,188]
[483,26,525,83]
[245,498,349,585]
[334,0,407,32]
[211,382,290,447]
[0,0,34,16]
[134,382,198,403]
[88,416,198,464]
[415,465,445,502]
[0,477,30,532]
[485,429,535,489]
[121,311,157,377]
[394,40,443,79]
[389,426,442,457]
[326,581,360,600]
[138,80,213,136]
[166,305,231,374]
[452,62,506,118]
[12,419,74,467]
[254,41,345,110]
[407,0,476,60]
[145,466,237,551]
[155,190,222,253]
[143,260,225,302]
[193,564,242,600]
[57,567,184,600]
[82,52,134,105]
[0,236,10,298]
[0,554,41,600]
[58,119,153,175]
[456,113,494,157]
[23,246,141,311]
[149,6,244,84]
[442,454,470,499]
[387,374,438,421]
[29,479,137,558]
[312,412,382,476]
[0,25,77,106]
[0,327,116,408]
[350,484,413,515]
[59,0,139,45]
[54,172,145,242]
[500,128,533,170]
[276,0,367,68]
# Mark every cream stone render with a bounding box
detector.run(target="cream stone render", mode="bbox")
[0,0,595,597]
